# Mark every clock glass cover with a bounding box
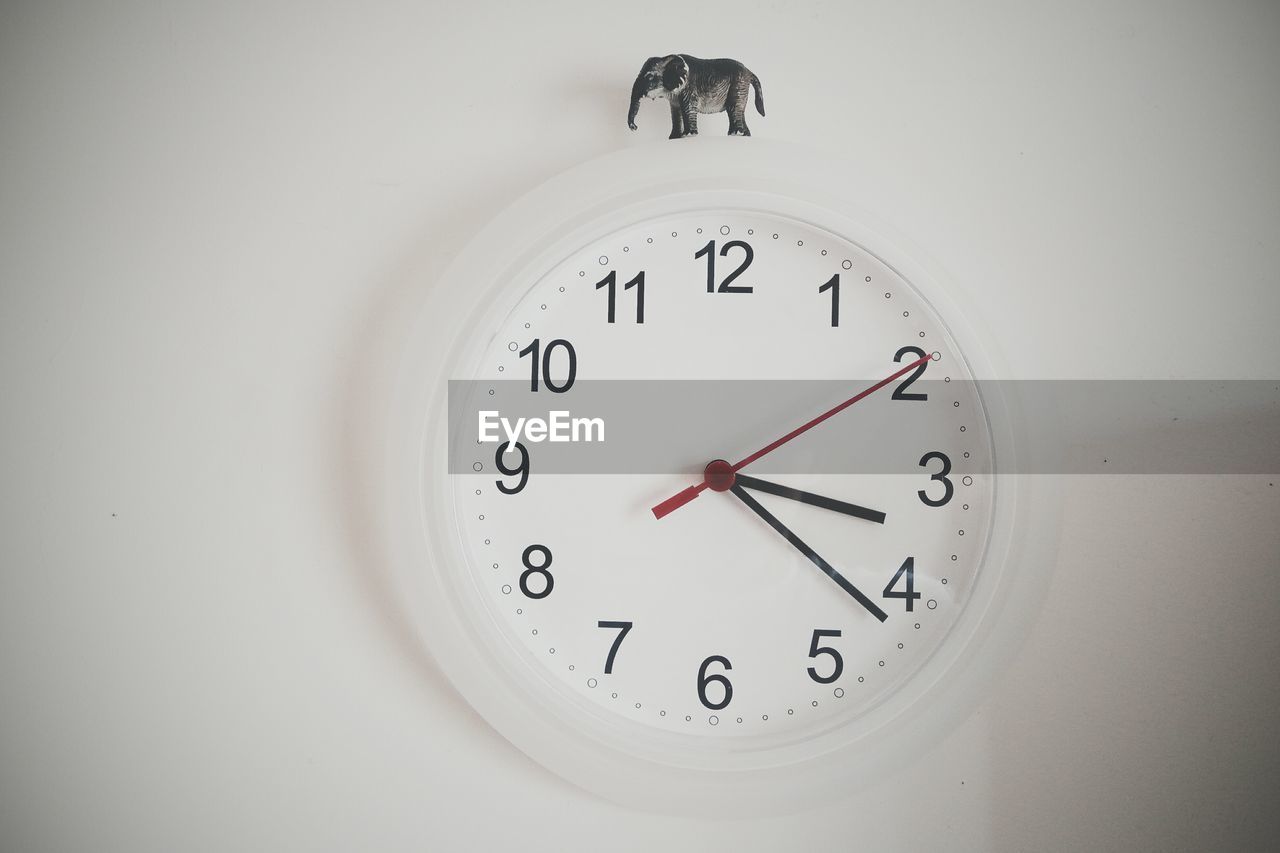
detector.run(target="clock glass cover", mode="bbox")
[447,209,994,741]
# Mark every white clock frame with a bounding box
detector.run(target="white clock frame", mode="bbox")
[381,139,1060,814]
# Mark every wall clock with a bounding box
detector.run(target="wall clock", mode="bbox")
[383,139,1059,814]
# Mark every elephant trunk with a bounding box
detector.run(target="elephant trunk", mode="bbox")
[627,74,646,130]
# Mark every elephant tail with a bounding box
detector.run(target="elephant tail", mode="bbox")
[750,74,765,116]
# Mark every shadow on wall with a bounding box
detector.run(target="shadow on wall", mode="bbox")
[984,475,1280,851]
[562,71,639,148]
[331,60,658,735]
[330,160,584,794]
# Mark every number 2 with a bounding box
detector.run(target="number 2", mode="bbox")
[892,345,928,401]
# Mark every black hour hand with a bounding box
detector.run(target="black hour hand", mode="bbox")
[734,475,886,525]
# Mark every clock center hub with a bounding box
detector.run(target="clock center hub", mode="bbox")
[703,459,736,492]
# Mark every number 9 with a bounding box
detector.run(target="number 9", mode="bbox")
[495,441,529,494]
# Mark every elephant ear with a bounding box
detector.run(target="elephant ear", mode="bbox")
[662,55,689,92]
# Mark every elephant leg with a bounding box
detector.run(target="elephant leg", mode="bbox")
[728,95,750,136]
[682,103,699,136]
[668,102,685,139]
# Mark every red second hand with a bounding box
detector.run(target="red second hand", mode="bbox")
[650,351,934,520]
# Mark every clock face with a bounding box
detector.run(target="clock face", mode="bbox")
[443,209,995,743]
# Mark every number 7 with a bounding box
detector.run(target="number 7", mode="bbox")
[597,620,633,674]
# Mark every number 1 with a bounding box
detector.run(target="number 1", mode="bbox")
[819,273,840,326]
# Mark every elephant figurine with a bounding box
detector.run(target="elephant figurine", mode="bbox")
[627,54,765,139]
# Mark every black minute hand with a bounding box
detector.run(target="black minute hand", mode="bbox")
[734,475,886,525]
[729,484,889,622]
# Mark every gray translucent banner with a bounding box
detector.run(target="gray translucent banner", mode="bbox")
[447,381,1280,475]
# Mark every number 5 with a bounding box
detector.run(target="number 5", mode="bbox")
[806,629,844,684]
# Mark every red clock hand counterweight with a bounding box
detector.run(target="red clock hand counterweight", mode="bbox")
[650,351,934,520]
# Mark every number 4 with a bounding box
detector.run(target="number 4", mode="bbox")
[883,557,921,611]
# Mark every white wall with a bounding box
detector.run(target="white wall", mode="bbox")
[2,1,1277,850]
